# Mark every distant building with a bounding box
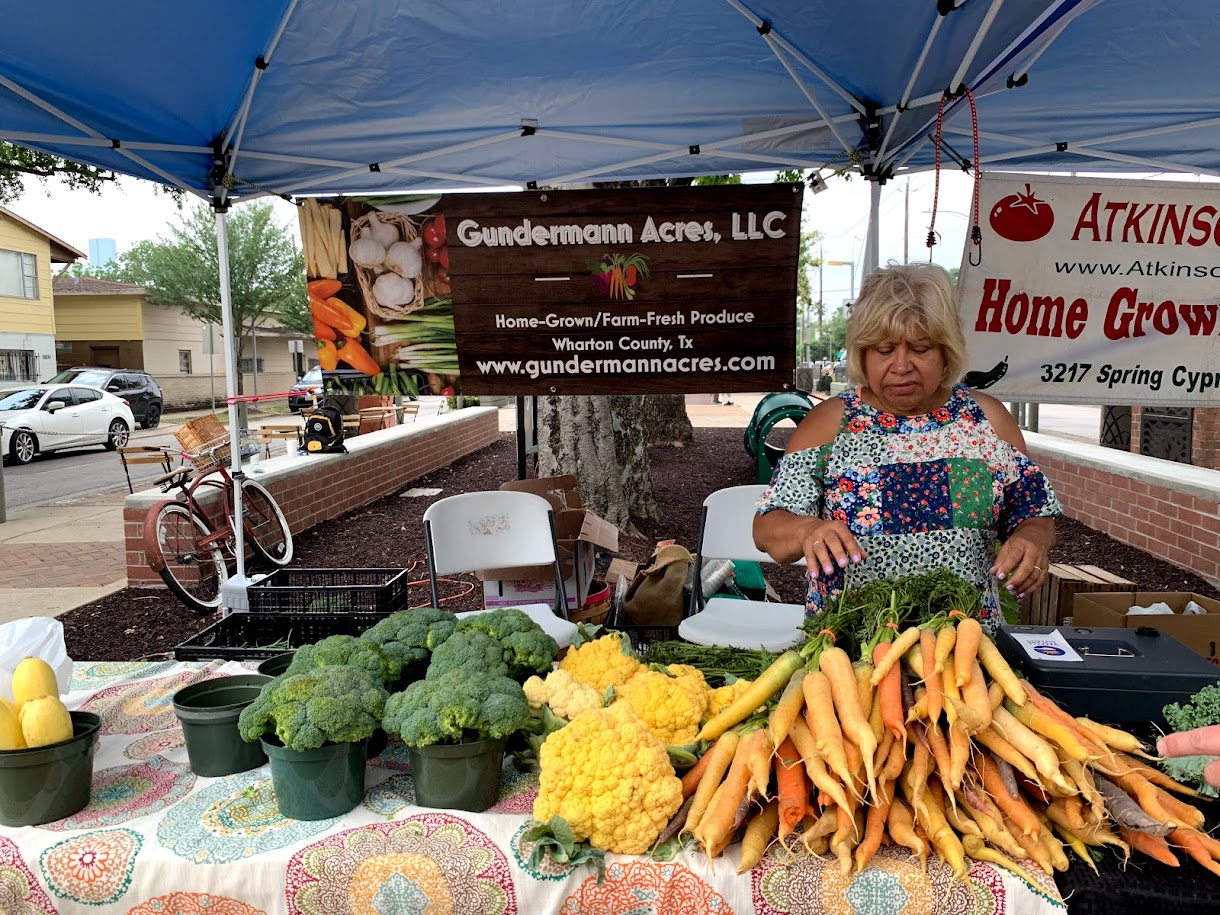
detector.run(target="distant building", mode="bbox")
[88,238,117,268]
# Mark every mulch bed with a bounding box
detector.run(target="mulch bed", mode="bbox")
[60,428,1220,661]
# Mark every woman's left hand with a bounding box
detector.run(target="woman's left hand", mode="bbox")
[991,517,1056,598]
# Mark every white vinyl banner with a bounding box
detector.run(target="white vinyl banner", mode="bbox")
[956,173,1220,406]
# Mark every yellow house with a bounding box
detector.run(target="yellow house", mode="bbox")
[0,207,84,382]
[52,276,311,409]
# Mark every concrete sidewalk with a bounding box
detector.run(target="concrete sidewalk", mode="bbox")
[0,395,763,623]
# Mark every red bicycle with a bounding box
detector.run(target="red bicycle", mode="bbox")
[143,442,293,613]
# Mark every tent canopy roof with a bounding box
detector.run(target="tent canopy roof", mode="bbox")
[2,0,1216,202]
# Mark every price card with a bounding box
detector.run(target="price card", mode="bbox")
[1008,629,1084,663]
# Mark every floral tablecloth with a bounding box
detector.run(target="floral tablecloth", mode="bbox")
[0,660,1068,915]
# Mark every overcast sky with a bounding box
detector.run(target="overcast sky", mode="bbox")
[12,168,979,297]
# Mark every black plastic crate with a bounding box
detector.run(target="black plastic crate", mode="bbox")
[246,568,408,615]
[174,612,388,661]
[619,625,681,653]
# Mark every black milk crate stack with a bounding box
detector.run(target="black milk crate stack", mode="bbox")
[620,625,681,653]
[174,612,388,661]
[246,568,409,615]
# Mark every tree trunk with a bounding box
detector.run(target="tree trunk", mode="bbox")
[639,393,694,445]
[537,395,659,534]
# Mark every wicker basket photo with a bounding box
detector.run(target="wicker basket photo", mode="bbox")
[351,211,427,320]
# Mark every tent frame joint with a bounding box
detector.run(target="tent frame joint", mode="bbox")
[1006,72,1029,89]
[756,19,771,36]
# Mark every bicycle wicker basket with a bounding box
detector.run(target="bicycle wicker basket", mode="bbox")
[173,415,231,474]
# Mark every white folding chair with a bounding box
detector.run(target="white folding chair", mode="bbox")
[423,491,579,648]
[678,484,806,652]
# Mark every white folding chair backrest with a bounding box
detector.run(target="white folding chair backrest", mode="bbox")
[680,483,806,651]
[423,490,568,616]
[697,484,777,565]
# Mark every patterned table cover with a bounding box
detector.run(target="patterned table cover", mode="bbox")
[0,660,1069,915]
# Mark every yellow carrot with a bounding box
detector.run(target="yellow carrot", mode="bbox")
[737,799,779,874]
[683,730,740,834]
[963,832,1043,887]
[1004,698,1093,763]
[854,661,875,729]
[1055,823,1100,874]
[870,625,922,685]
[803,670,856,793]
[947,720,971,791]
[693,729,757,852]
[820,646,878,802]
[697,650,805,741]
[767,667,808,749]
[747,728,776,801]
[976,631,1025,705]
[921,628,942,724]
[789,718,852,814]
[887,797,927,871]
[959,659,993,732]
[991,705,1069,789]
[933,625,957,674]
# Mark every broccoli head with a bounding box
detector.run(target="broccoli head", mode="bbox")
[238,665,389,751]
[456,608,559,678]
[382,667,531,746]
[362,607,458,667]
[426,628,510,679]
[285,634,398,685]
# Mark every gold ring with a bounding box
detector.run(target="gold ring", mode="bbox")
[812,539,824,547]
[1032,565,1042,573]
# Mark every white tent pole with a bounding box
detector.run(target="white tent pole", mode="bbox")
[760,35,856,155]
[877,13,947,164]
[864,181,881,273]
[215,208,246,583]
[948,0,1006,97]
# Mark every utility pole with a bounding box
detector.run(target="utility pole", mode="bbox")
[903,179,910,263]
[817,246,824,362]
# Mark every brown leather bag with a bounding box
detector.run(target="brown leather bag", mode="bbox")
[623,544,693,626]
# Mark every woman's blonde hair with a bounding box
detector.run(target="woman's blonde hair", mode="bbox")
[844,262,966,386]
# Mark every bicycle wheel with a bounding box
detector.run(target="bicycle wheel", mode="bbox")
[146,502,227,613]
[234,478,294,567]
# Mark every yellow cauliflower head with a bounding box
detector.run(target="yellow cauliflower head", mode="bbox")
[558,633,643,691]
[663,663,710,713]
[524,668,604,720]
[708,677,757,718]
[533,701,682,854]
[616,667,706,746]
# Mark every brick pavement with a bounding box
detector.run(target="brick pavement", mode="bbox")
[0,542,127,589]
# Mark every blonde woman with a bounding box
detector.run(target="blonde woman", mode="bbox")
[753,262,1059,628]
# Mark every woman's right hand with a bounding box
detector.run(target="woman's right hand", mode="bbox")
[796,517,866,578]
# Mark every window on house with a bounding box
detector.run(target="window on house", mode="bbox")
[239,357,265,373]
[178,350,192,373]
[0,249,38,299]
[0,349,37,381]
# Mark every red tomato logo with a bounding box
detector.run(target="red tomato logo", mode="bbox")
[989,183,1054,242]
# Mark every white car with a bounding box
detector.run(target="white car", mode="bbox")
[1,384,135,465]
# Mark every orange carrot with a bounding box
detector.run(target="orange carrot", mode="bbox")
[921,628,942,723]
[1120,826,1179,867]
[1169,828,1220,876]
[681,747,715,800]
[774,737,808,835]
[979,753,1041,838]
[1154,785,1206,830]
[854,783,894,872]
[873,642,905,747]
[954,617,982,688]
[789,718,852,814]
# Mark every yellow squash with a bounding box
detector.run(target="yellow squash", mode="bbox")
[19,695,73,748]
[12,656,59,712]
[0,701,25,750]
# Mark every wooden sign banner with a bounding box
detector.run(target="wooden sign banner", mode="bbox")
[443,184,803,396]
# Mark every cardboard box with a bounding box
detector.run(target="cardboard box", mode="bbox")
[1072,591,1220,664]
[476,475,619,611]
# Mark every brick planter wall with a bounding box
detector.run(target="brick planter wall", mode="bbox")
[1027,434,1220,588]
[125,407,499,587]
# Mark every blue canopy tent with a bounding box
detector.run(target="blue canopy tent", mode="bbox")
[2,0,1217,585]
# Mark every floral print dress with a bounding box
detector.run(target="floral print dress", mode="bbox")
[757,384,1061,625]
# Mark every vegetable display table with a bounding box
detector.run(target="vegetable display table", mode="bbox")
[0,660,1071,914]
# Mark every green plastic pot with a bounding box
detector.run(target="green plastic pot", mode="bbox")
[173,674,272,777]
[408,735,505,812]
[257,652,295,677]
[261,736,368,820]
[0,711,101,827]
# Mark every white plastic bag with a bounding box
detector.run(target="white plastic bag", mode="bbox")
[1126,601,1174,616]
[0,617,73,701]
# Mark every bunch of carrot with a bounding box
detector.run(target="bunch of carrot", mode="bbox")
[672,572,1218,885]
